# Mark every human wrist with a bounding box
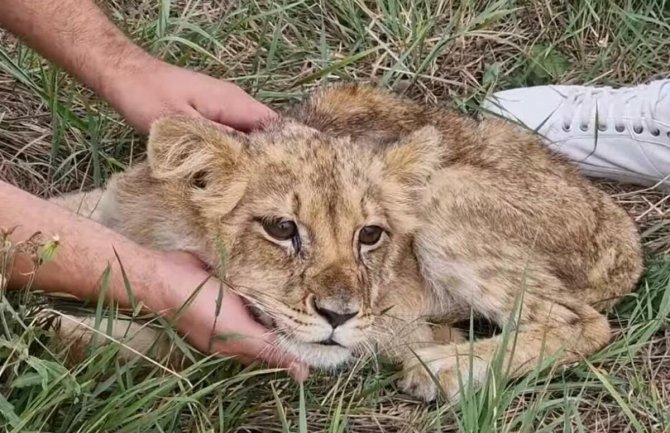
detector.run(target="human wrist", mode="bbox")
[146,254,220,349]
[138,252,206,314]
[118,249,172,312]
[95,47,158,107]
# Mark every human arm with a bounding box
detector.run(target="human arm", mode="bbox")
[0,181,307,380]
[0,0,276,133]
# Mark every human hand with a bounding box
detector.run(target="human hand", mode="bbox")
[102,57,277,134]
[151,251,308,381]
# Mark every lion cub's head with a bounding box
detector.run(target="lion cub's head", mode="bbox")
[131,116,442,368]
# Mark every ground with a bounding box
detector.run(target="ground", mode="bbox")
[1,1,669,432]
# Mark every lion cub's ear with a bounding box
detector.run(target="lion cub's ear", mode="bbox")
[379,126,442,232]
[147,116,247,186]
[382,125,442,187]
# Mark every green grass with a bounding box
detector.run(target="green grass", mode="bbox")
[1,0,669,431]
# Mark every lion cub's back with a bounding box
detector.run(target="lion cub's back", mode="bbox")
[422,115,643,308]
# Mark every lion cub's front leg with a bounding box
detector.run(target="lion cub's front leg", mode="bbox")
[400,311,610,401]
[375,312,467,401]
[393,322,467,401]
[398,272,611,402]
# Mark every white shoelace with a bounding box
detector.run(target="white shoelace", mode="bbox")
[561,80,670,137]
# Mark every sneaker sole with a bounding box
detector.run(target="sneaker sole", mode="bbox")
[578,166,670,193]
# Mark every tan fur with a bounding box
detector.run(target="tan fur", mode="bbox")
[49,83,643,401]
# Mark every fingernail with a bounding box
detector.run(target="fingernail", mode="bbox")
[289,362,309,382]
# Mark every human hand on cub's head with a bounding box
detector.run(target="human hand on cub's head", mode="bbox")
[152,251,309,382]
[104,57,278,134]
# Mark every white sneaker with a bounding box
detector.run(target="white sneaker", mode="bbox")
[481,79,670,191]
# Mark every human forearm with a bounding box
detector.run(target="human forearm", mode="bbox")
[0,181,307,377]
[0,0,276,133]
[0,180,162,309]
[0,0,153,103]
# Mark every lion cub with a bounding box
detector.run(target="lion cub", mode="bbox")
[52,84,642,401]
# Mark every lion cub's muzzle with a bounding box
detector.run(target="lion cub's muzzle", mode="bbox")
[265,292,373,369]
[311,294,360,329]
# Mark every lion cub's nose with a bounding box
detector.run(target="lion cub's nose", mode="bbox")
[313,299,358,328]
[315,305,358,327]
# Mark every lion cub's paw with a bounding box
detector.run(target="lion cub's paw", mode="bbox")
[399,345,488,402]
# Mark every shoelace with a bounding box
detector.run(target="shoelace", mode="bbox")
[561,80,670,137]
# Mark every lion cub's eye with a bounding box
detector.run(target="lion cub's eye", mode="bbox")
[359,225,384,246]
[262,219,298,241]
